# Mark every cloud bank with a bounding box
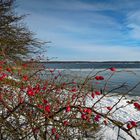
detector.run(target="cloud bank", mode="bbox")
[17,0,140,61]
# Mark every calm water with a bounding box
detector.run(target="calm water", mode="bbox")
[40,62,140,96]
[43,62,140,69]
[60,69,140,96]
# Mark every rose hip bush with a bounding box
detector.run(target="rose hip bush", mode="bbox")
[0,59,140,140]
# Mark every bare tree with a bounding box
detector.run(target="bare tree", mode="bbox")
[0,0,44,60]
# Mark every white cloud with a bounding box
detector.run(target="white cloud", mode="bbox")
[126,11,140,39]
[45,33,140,61]
[18,0,140,12]
[18,8,124,42]
[16,0,140,61]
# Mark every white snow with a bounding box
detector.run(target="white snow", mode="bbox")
[85,94,140,140]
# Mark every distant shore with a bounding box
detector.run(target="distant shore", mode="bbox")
[38,61,140,63]
[30,61,140,69]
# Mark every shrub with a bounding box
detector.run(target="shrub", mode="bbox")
[0,58,140,140]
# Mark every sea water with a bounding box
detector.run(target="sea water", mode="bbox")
[39,67,140,96]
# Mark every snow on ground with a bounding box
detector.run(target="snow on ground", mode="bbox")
[86,94,140,140]
[3,76,140,139]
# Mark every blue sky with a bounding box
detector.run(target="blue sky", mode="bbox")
[17,0,140,61]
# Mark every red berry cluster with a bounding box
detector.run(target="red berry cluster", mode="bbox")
[91,91,101,98]
[94,114,101,122]
[95,75,104,80]
[127,121,137,129]
[51,128,60,140]
[133,102,140,110]
[109,67,116,72]
[81,108,92,121]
